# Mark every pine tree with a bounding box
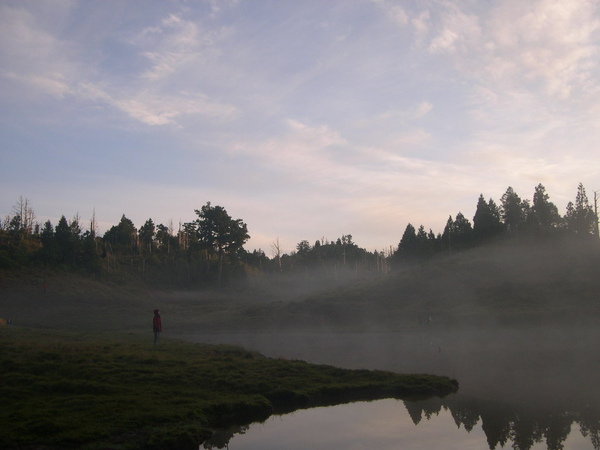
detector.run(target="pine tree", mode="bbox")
[500,187,527,237]
[396,223,418,262]
[54,216,72,265]
[564,183,597,237]
[103,215,138,253]
[473,194,504,243]
[139,219,156,254]
[39,220,57,265]
[531,184,560,232]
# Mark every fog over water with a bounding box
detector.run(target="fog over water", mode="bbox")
[183,325,600,449]
[167,240,600,448]
[6,236,597,448]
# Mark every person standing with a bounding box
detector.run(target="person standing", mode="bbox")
[153,309,162,345]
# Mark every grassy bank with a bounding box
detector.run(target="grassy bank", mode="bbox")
[0,326,458,450]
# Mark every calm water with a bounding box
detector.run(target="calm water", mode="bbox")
[180,326,600,449]
[203,399,594,449]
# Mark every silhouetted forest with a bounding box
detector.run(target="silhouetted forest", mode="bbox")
[393,182,598,265]
[1,183,598,287]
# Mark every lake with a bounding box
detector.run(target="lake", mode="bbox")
[180,325,600,449]
[202,399,594,449]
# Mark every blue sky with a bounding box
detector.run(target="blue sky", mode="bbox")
[2,0,600,254]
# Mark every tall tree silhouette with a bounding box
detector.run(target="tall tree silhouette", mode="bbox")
[473,194,503,242]
[564,183,597,237]
[396,223,418,262]
[191,202,250,287]
[500,187,527,237]
[103,215,137,253]
[531,184,561,233]
[139,219,155,254]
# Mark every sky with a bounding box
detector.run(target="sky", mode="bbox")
[1,0,600,255]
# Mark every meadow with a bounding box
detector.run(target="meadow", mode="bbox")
[0,326,457,449]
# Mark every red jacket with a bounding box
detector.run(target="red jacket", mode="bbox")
[153,310,162,332]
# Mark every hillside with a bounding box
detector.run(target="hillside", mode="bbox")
[264,237,600,330]
[205,237,600,331]
[1,237,599,334]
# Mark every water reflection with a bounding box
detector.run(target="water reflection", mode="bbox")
[202,397,597,449]
[408,395,600,450]
[202,399,490,450]
[182,325,600,450]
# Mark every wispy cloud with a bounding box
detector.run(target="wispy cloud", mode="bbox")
[371,0,409,27]
[0,4,237,127]
[2,0,600,252]
[486,1,600,99]
[134,14,231,82]
[232,119,347,183]
[0,4,79,98]
[417,0,600,102]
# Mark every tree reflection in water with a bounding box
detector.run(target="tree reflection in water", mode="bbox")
[191,325,600,450]
[405,396,600,450]
[202,397,599,450]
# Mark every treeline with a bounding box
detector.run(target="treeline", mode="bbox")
[1,183,597,287]
[0,200,386,287]
[394,182,599,264]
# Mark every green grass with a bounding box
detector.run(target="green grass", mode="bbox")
[0,326,457,450]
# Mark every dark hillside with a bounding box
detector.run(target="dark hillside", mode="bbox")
[0,269,160,332]
[261,237,600,330]
[1,238,599,333]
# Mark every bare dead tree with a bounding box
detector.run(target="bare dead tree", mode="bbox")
[594,190,600,240]
[12,196,36,235]
[89,208,98,236]
[271,237,282,271]
[89,208,99,252]
[167,218,174,254]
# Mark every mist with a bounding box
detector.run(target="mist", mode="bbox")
[175,237,600,448]
[4,236,600,448]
